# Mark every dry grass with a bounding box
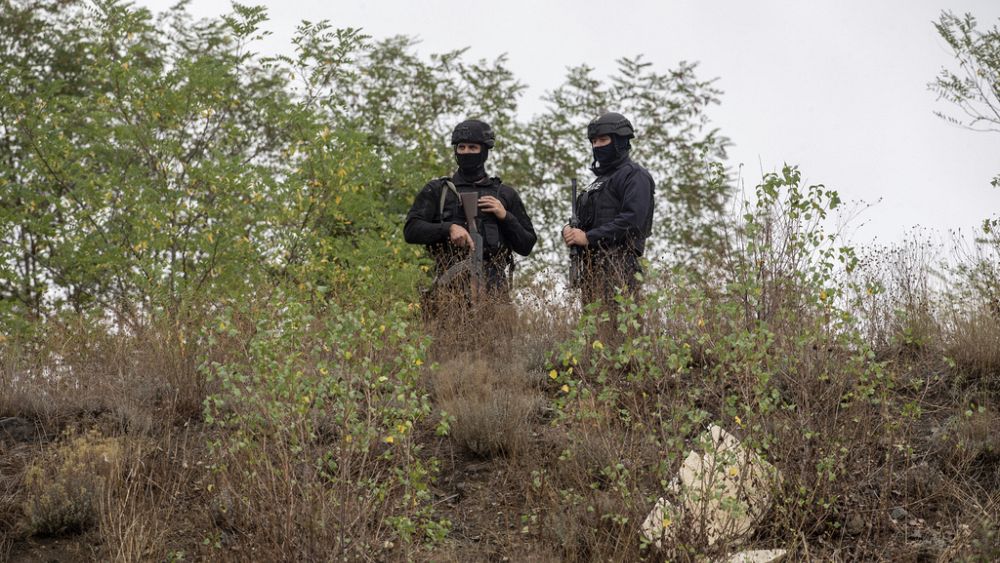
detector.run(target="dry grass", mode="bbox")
[22,430,122,536]
[433,357,541,458]
[0,313,213,560]
[97,431,202,562]
[946,306,1000,383]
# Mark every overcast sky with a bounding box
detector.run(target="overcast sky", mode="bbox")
[136,0,1000,245]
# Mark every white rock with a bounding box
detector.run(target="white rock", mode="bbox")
[641,425,783,551]
[727,548,787,562]
[675,424,781,545]
[640,497,679,549]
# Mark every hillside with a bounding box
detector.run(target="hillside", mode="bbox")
[2,2,998,561]
[2,260,999,561]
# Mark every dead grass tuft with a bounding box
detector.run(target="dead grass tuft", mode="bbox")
[946,306,1000,383]
[433,356,541,458]
[22,430,122,537]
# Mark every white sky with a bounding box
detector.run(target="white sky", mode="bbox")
[136,0,1000,245]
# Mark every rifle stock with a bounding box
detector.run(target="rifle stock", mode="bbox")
[460,192,484,299]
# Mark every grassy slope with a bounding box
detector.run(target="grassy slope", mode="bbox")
[1,278,998,562]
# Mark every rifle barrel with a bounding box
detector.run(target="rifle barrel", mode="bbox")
[568,178,582,288]
[571,179,577,224]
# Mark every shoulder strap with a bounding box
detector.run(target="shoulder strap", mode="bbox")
[438,178,459,219]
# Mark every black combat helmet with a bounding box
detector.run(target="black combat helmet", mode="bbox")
[451,119,496,149]
[587,112,636,140]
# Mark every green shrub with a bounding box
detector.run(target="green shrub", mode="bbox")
[539,168,911,558]
[200,293,447,556]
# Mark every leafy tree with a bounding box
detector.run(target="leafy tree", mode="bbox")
[243,25,536,307]
[1,1,305,328]
[931,11,1000,188]
[932,11,1000,319]
[0,0,732,331]
[501,57,730,270]
[0,0,99,324]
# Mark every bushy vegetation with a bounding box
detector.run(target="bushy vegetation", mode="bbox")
[1,2,997,561]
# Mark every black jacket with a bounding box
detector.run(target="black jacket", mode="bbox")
[577,157,654,256]
[404,170,536,283]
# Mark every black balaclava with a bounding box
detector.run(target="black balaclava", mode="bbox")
[591,134,631,174]
[456,146,489,180]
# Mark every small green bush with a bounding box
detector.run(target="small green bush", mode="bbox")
[200,292,448,556]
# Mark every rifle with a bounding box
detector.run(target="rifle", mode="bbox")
[432,189,485,301]
[568,178,582,288]
[460,192,484,300]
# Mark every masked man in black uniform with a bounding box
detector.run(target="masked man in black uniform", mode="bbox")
[562,112,655,306]
[404,119,537,301]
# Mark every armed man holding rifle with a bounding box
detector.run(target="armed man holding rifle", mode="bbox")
[563,112,655,306]
[404,119,537,303]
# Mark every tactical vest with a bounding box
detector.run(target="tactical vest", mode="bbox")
[577,174,614,233]
[435,177,505,254]
[576,163,653,242]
